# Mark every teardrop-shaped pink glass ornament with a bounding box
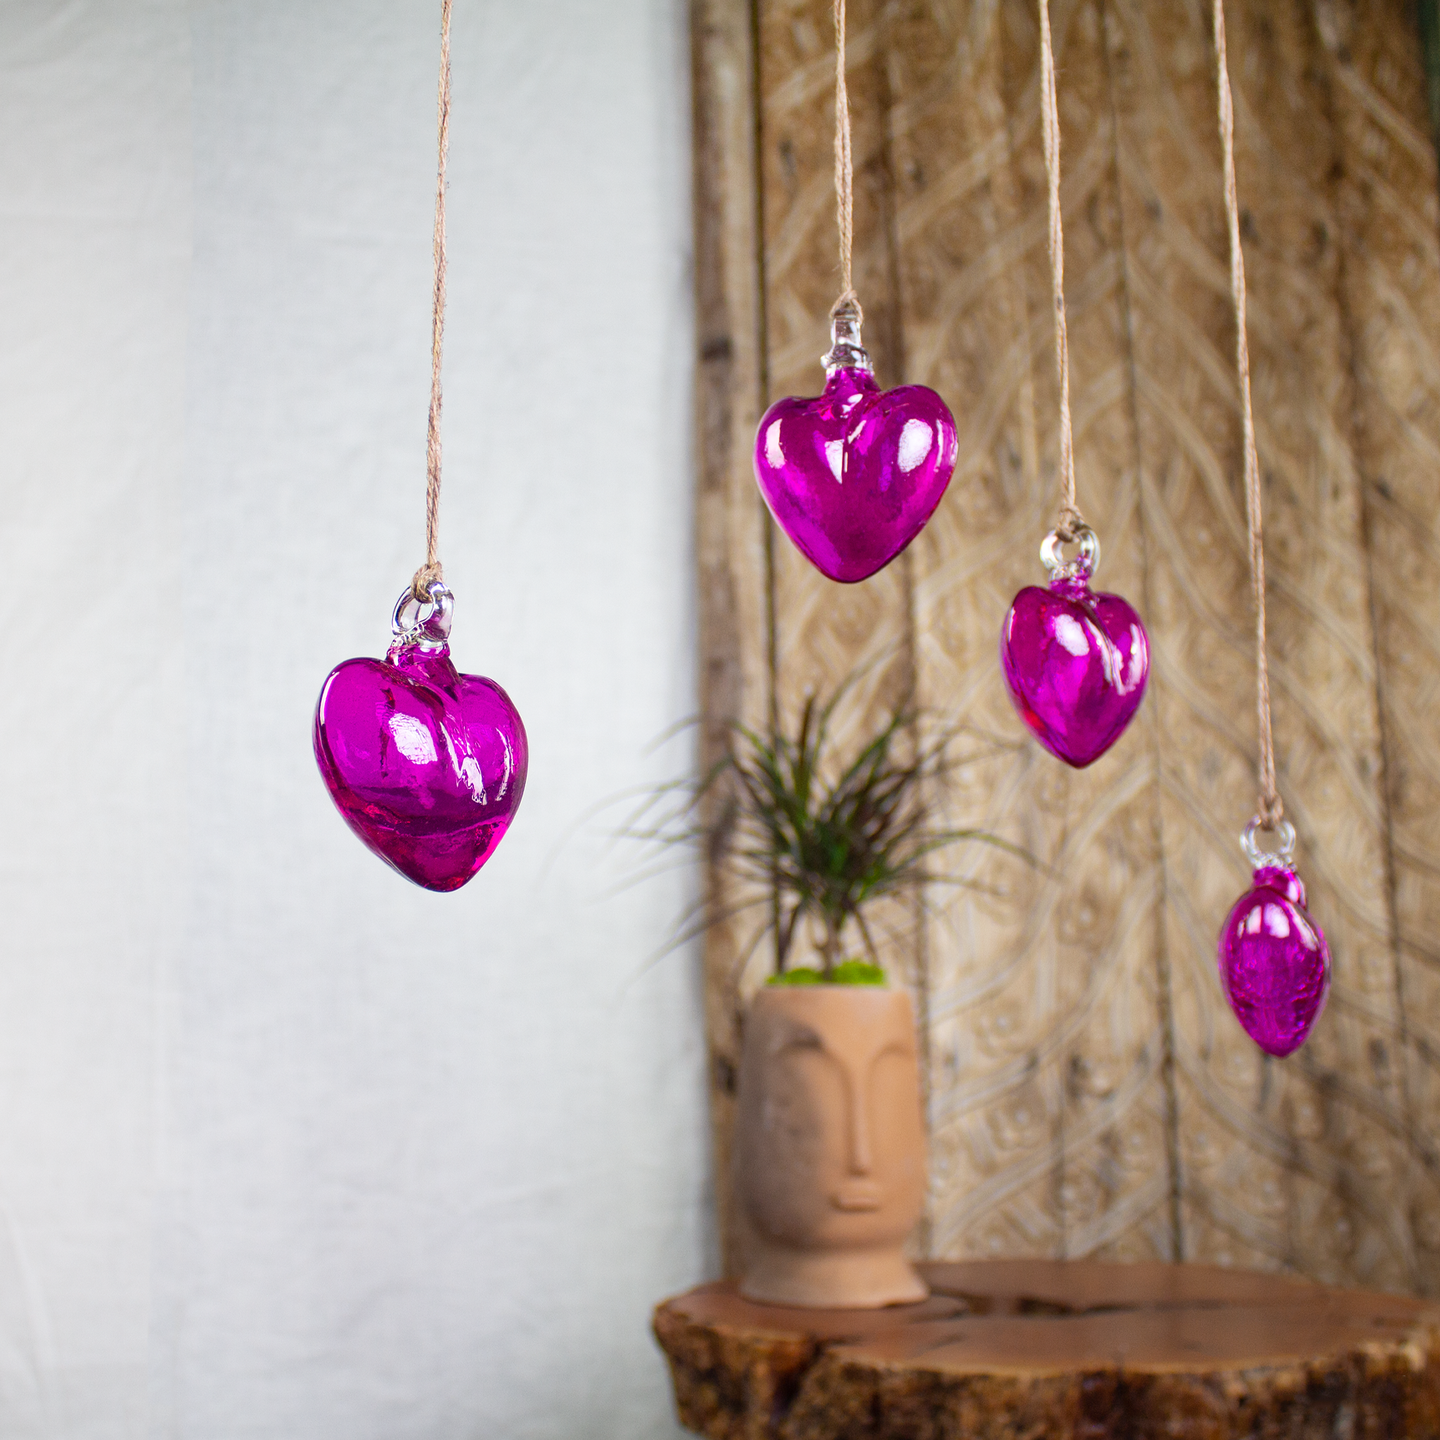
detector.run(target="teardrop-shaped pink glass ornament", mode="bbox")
[1000,529,1149,768]
[1218,823,1329,1057]
[313,583,527,892]
[752,313,957,584]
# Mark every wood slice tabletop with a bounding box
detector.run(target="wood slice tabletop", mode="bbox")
[653,1260,1440,1439]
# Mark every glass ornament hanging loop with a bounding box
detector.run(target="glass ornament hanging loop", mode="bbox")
[823,298,871,375]
[392,580,453,652]
[1241,816,1296,870]
[1040,524,1099,582]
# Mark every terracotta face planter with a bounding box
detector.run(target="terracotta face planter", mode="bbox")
[735,984,928,1308]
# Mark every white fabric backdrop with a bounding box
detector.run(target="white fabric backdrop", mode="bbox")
[0,1,709,1436]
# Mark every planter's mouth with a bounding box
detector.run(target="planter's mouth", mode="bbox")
[832,1179,882,1212]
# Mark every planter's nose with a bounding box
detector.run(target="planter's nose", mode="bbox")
[844,1063,873,1175]
[830,1061,880,1211]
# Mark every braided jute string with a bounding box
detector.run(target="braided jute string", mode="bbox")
[1213,0,1281,830]
[830,0,861,326]
[1037,0,1082,541]
[411,0,452,602]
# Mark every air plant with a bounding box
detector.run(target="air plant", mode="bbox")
[623,681,1024,984]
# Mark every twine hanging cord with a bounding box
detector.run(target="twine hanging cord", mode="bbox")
[830,0,861,328]
[1037,0,1083,544]
[1213,0,1282,831]
[411,0,452,603]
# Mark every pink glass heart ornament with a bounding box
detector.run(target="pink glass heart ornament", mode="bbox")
[1000,527,1149,768]
[752,309,958,584]
[1218,819,1329,1058]
[313,582,528,892]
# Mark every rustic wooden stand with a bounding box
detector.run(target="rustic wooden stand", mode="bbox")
[654,1259,1440,1439]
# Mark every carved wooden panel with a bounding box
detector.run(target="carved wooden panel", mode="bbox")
[692,0,1440,1290]
[1327,0,1440,1292]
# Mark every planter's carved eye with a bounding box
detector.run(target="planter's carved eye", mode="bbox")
[872,1039,913,1064]
[780,1028,824,1053]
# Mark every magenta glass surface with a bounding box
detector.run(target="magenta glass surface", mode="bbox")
[313,642,527,892]
[999,573,1149,768]
[753,366,958,584]
[1218,864,1329,1058]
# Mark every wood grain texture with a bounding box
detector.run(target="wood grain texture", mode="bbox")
[655,1261,1440,1438]
[1325,0,1440,1295]
[691,0,774,1270]
[1110,0,1409,1286]
[690,0,1440,1288]
[904,0,1179,1270]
